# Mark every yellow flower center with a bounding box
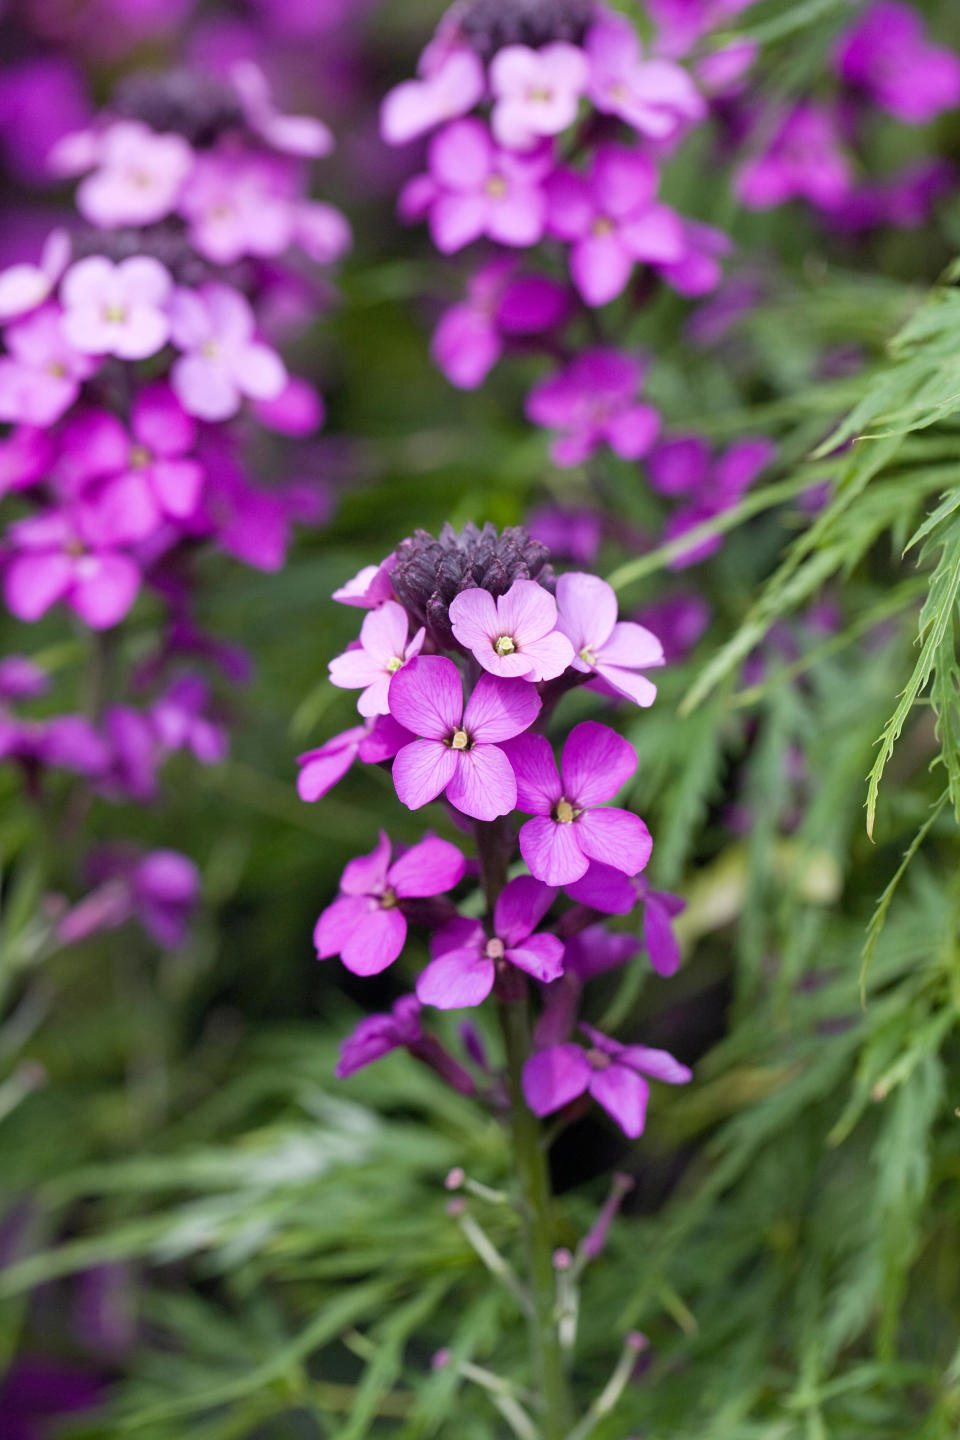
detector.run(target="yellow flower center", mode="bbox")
[529,85,552,102]
[579,645,596,666]
[129,445,152,470]
[495,635,517,656]
[486,937,505,960]
[450,729,470,751]
[485,174,508,198]
[380,886,399,910]
[554,798,578,824]
[386,655,404,673]
[64,538,86,557]
[591,216,615,237]
[104,304,127,324]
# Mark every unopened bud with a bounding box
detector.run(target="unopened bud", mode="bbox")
[553,1247,574,1271]
[432,1348,452,1371]
[445,1167,466,1191]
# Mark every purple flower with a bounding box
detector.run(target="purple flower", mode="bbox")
[0,427,55,498]
[57,848,199,949]
[389,655,541,821]
[526,348,660,467]
[409,119,552,254]
[0,304,97,427]
[585,10,705,138]
[449,577,573,681]
[0,656,48,701]
[381,48,486,146]
[654,220,730,298]
[332,559,396,609]
[524,1023,691,1137]
[169,284,287,421]
[296,716,412,802]
[638,879,685,977]
[418,875,564,1008]
[648,434,774,566]
[315,830,466,976]
[0,1359,102,1440]
[178,153,297,265]
[835,2,960,124]
[505,721,652,885]
[151,676,228,765]
[546,147,684,305]
[329,600,426,717]
[527,504,603,565]
[231,59,334,156]
[432,259,570,390]
[4,510,140,629]
[337,994,425,1075]
[0,230,70,324]
[633,593,709,663]
[555,572,664,707]
[61,255,172,361]
[489,42,589,150]
[736,104,851,212]
[77,120,193,228]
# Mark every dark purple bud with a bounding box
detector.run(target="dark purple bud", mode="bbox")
[448,0,596,60]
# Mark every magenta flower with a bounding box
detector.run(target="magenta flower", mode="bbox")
[0,427,54,499]
[296,715,411,802]
[4,510,140,629]
[0,304,97,427]
[231,59,334,156]
[178,153,297,265]
[527,504,603,566]
[151,676,228,765]
[418,876,564,1009]
[329,600,426,717]
[524,1023,692,1137]
[654,220,730,298]
[432,259,569,390]
[57,848,200,950]
[336,993,476,1094]
[648,434,774,566]
[332,559,396,610]
[835,2,960,124]
[315,830,466,976]
[169,284,287,421]
[555,572,664,707]
[61,256,172,361]
[638,880,686,978]
[565,861,686,976]
[526,348,660,467]
[634,593,710,664]
[489,43,589,150]
[546,146,684,306]
[380,47,486,146]
[736,104,851,212]
[505,721,652,885]
[410,119,551,254]
[0,656,48,701]
[449,578,573,682]
[0,230,70,324]
[584,11,705,139]
[389,656,541,821]
[77,121,193,228]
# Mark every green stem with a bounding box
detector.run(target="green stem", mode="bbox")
[499,995,574,1440]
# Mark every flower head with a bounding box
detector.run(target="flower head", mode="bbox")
[555,571,664,706]
[450,577,574,681]
[490,43,589,150]
[4,509,140,629]
[381,47,486,146]
[337,994,425,1076]
[329,600,426,717]
[77,121,193,228]
[418,875,564,1007]
[389,655,541,821]
[834,2,960,124]
[736,104,851,212]
[524,1022,691,1136]
[0,304,97,427]
[0,231,70,324]
[315,830,466,976]
[526,348,660,467]
[61,255,172,360]
[169,284,286,421]
[505,720,652,884]
[585,10,704,139]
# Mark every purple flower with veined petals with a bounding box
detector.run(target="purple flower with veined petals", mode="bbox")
[77,121,193,228]
[329,600,426,717]
[315,830,466,976]
[565,861,685,976]
[296,715,412,802]
[834,3,960,125]
[547,146,684,306]
[169,284,287,421]
[449,577,573,682]
[381,47,486,146]
[405,119,552,254]
[418,875,564,1009]
[489,43,589,150]
[523,1022,691,1137]
[736,104,852,212]
[0,230,70,324]
[0,304,97,427]
[585,12,705,139]
[389,656,541,821]
[61,255,172,360]
[4,509,140,629]
[555,571,664,707]
[336,993,476,1094]
[504,720,652,885]
[526,349,660,468]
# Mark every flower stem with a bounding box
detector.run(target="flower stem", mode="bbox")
[499,994,574,1440]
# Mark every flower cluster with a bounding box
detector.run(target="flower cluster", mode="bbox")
[301,523,691,1138]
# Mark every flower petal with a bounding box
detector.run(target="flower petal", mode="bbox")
[359,600,410,667]
[446,743,517,821]
[314,894,371,958]
[617,1044,692,1084]
[643,896,681,977]
[561,721,637,807]
[449,586,498,654]
[523,1044,592,1115]
[341,906,408,977]
[576,807,652,876]
[392,737,458,810]
[565,862,636,914]
[505,932,565,983]
[496,578,556,644]
[389,835,465,898]
[463,672,542,743]
[555,571,618,653]
[388,655,462,738]
[520,629,575,682]
[340,831,392,898]
[589,1064,649,1137]
[519,814,588,886]
[501,732,560,815]
[416,947,494,1009]
[495,874,557,947]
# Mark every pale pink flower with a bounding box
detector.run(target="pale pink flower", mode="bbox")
[0,231,70,324]
[77,121,193,228]
[0,304,97,427]
[585,11,705,139]
[449,577,574,681]
[329,600,426,717]
[178,153,298,265]
[490,43,589,150]
[169,284,286,421]
[555,572,664,706]
[231,60,334,156]
[61,256,172,361]
[381,48,486,146]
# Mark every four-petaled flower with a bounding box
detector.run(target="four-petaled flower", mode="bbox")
[418,875,564,1009]
[526,348,660,468]
[490,43,589,151]
[449,577,574,681]
[505,720,652,885]
[61,255,173,361]
[523,1023,692,1137]
[315,830,466,976]
[555,572,664,707]
[329,600,426,717]
[389,655,541,821]
[585,11,705,140]
[169,284,287,421]
[77,121,193,229]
